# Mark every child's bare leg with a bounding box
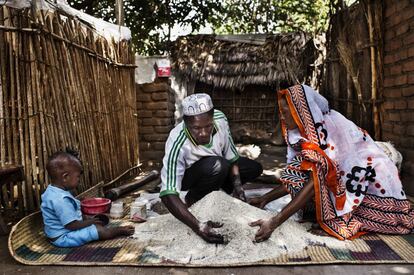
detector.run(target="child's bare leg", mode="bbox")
[95,225,135,240]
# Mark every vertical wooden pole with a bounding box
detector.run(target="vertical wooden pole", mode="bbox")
[366,0,380,140]
[10,8,20,209]
[346,74,353,118]
[0,6,6,166]
[0,5,8,211]
[115,0,125,26]
[16,10,25,213]
[4,8,12,166]
[18,10,29,212]
[27,25,41,209]
[33,11,47,196]
[22,9,34,211]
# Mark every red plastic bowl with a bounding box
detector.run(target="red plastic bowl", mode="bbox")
[81,198,111,215]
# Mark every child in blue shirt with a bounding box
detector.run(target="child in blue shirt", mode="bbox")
[41,151,134,248]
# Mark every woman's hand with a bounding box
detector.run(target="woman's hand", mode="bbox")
[249,218,278,242]
[248,196,268,209]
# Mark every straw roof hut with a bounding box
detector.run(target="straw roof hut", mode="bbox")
[171,32,316,91]
[170,33,317,143]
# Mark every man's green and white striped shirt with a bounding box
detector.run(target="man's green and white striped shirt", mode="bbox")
[160,109,239,197]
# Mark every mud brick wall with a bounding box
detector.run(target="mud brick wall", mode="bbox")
[137,78,175,167]
[383,0,414,195]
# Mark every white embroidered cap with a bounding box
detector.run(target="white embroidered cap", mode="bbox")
[182,93,214,116]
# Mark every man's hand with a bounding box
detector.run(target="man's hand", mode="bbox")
[197,221,225,244]
[232,185,246,202]
[162,195,225,244]
[231,175,246,202]
[248,196,268,209]
[249,218,277,243]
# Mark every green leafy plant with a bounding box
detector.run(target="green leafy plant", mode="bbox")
[68,0,357,55]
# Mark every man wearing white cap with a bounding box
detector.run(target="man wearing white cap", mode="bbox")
[160,93,263,244]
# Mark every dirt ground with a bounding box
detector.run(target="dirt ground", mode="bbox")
[1,145,414,274]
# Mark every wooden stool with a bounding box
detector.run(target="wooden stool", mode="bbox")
[0,165,24,235]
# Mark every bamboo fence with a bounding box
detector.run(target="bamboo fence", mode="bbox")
[321,0,383,138]
[0,5,139,214]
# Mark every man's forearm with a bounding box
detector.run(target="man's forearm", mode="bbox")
[230,163,242,187]
[230,163,247,201]
[161,194,200,232]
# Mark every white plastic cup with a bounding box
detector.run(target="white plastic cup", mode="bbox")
[111,201,123,211]
[109,209,123,219]
[135,198,151,211]
[110,201,124,218]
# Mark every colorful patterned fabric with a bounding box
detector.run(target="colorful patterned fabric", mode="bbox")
[280,156,310,197]
[280,156,316,218]
[278,85,414,240]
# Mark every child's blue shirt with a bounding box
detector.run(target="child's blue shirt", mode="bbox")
[41,185,82,238]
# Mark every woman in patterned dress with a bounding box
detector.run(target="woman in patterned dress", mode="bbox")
[249,84,414,242]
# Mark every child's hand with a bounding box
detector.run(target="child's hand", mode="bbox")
[91,217,105,226]
[93,214,110,226]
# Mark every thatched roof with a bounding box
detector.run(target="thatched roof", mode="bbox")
[171,32,316,90]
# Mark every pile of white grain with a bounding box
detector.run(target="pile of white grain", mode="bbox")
[133,191,347,264]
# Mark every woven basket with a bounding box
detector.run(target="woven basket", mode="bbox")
[8,182,105,265]
[7,181,414,266]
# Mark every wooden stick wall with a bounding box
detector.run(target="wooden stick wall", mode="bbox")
[320,6,380,137]
[0,6,139,213]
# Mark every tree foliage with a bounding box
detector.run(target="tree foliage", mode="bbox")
[210,0,331,35]
[67,0,350,55]
[68,0,222,55]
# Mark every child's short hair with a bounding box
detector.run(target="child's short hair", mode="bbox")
[46,149,81,180]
